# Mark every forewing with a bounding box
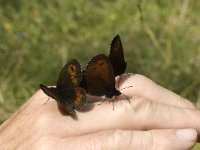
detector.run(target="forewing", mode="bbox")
[72,87,87,110]
[81,54,115,96]
[39,84,59,100]
[60,87,86,110]
[57,59,82,89]
[108,34,127,76]
[55,97,76,116]
[39,84,76,116]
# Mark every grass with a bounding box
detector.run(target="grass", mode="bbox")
[0,0,200,149]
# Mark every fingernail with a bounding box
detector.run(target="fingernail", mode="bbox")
[176,128,197,142]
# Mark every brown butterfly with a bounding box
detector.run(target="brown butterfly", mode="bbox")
[80,35,129,104]
[39,59,86,116]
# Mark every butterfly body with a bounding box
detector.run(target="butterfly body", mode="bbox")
[40,59,86,116]
[105,87,121,98]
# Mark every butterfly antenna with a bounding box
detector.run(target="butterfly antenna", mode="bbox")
[43,97,50,105]
[112,96,119,110]
[120,86,133,91]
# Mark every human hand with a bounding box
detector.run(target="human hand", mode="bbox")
[0,74,199,150]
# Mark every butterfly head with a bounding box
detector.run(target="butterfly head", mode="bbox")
[105,88,121,98]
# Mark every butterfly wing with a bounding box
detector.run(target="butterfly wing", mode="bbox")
[56,59,86,111]
[108,34,127,76]
[39,84,76,115]
[60,87,86,110]
[81,54,116,96]
[39,84,59,100]
[57,59,82,89]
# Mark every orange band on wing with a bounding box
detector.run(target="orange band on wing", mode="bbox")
[74,89,84,106]
[67,64,78,85]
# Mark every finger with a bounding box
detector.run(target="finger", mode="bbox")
[35,90,200,137]
[118,74,195,109]
[67,98,200,136]
[56,129,197,150]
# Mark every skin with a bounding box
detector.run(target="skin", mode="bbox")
[0,74,199,150]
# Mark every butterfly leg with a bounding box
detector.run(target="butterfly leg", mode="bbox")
[43,96,50,105]
[112,100,115,110]
[122,94,131,103]
[109,97,118,111]
[113,96,119,110]
[97,97,108,105]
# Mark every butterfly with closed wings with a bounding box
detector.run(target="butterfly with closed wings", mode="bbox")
[39,59,87,116]
[80,35,131,107]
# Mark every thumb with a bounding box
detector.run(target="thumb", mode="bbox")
[58,128,197,150]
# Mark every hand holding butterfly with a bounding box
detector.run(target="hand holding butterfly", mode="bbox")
[0,74,199,150]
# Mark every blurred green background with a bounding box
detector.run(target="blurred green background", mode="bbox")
[0,0,200,148]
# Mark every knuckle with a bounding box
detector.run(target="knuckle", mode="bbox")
[115,100,132,115]
[35,113,51,128]
[107,130,132,149]
[115,97,146,115]
[114,98,157,130]
[141,130,165,150]
[135,98,154,115]
[149,130,176,150]
[35,137,56,150]
[182,98,195,108]
[107,130,162,150]
[147,130,158,150]
[105,130,172,150]
[134,99,156,129]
